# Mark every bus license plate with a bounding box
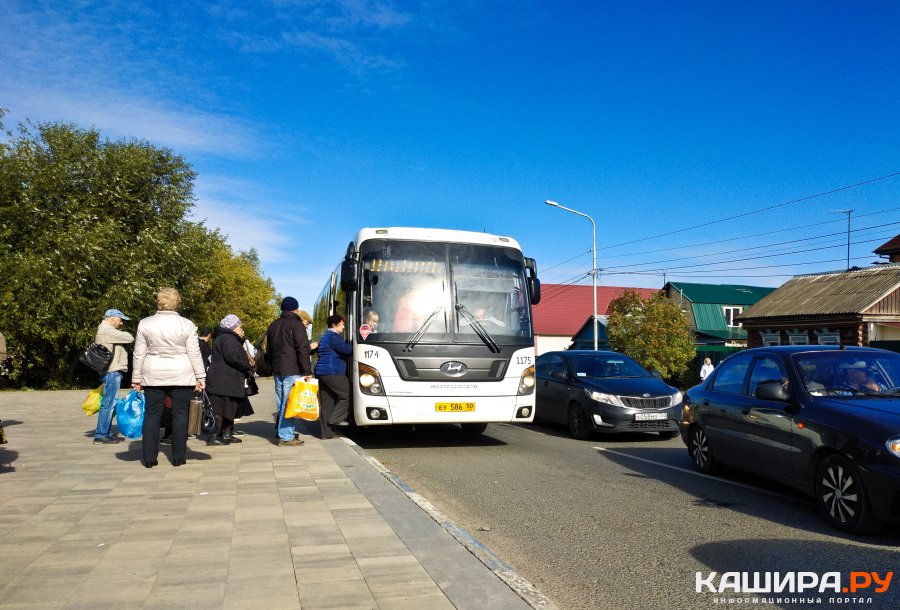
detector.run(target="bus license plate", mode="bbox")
[435,402,476,412]
[634,412,667,421]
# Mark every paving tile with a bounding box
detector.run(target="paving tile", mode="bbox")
[0,574,83,605]
[143,583,226,609]
[65,574,157,608]
[298,578,377,610]
[291,543,363,583]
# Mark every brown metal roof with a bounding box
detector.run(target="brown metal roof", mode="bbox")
[738,264,900,319]
[874,234,900,255]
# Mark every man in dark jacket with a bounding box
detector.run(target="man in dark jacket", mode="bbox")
[266,297,313,446]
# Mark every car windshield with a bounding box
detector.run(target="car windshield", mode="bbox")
[568,354,649,378]
[792,350,900,398]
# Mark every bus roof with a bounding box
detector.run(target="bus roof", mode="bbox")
[354,227,523,251]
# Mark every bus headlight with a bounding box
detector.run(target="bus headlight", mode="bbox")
[518,365,535,395]
[358,363,385,396]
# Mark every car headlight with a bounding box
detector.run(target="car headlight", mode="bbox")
[887,436,900,459]
[588,390,625,407]
[518,365,535,395]
[671,391,683,406]
[358,362,384,396]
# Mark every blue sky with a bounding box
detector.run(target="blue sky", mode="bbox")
[3,1,900,311]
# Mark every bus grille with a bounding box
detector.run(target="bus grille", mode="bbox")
[620,396,671,409]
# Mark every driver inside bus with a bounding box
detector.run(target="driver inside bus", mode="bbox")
[393,281,443,333]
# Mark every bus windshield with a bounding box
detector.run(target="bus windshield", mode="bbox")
[359,240,533,346]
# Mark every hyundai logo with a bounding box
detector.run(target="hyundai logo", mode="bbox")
[440,361,468,377]
[642,393,651,398]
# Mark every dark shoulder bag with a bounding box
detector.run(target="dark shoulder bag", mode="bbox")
[79,343,113,374]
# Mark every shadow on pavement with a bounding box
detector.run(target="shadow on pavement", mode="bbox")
[113,440,213,463]
[0,446,17,472]
[596,446,900,545]
[524,420,677,443]
[347,423,508,449]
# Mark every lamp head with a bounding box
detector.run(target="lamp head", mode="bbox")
[545,200,559,207]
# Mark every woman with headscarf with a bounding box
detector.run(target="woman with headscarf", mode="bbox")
[131,288,206,468]
[205,314,253,445]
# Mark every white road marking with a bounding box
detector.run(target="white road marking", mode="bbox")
[593,446,805,502]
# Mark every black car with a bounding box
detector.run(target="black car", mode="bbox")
[681,345,900,533]
[535,350,683,439]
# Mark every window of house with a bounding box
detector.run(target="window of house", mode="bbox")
[760,330,781,346]
[814,328,841,345]
[724,306,743,328]
[787,329,809,345]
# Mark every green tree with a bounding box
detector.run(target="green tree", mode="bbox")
[186,243,279,341]
[607,289,695,379]
[0,117,277,387]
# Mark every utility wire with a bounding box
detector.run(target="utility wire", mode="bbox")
[541,205,900,278]
[600,224,900,272]
[602,170,900,250]
[601,234,896,273]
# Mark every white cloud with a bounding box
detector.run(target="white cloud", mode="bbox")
[2,86,259,159]
[191,175,311,263]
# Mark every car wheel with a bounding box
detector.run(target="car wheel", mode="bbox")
[687,424,718,474]
[814,454,882,534]
[567,403,591,440]
[658,431,679,440]
[460,423,488,434]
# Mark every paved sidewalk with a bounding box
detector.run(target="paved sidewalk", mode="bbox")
[0,380,534,609]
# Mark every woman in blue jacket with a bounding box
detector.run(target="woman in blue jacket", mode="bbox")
[314,314,353,439]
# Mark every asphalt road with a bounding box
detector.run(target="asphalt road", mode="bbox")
[346,422,900,610]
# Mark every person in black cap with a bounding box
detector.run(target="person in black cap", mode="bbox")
[197,326,213,372]
[93,309,134,444]
[265,296,313,446]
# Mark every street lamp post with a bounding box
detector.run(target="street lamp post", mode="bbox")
[545,200,598,350]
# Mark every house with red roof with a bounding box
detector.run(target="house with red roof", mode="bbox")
[532,284,658,354]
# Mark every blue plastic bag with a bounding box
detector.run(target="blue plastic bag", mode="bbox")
[115,389,145,439]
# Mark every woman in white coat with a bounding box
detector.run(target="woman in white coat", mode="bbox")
[131,288,206,468]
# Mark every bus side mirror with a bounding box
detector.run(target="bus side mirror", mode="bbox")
[528,276,541,305]
[340,258,359,292]
[524,257,540,305]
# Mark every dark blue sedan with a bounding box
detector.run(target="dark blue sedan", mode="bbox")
[681,345,900,533]
[535,350,683,439]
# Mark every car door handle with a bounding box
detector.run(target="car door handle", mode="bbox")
[703,400,710,406]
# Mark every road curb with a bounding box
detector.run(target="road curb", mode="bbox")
[340,436,558,610]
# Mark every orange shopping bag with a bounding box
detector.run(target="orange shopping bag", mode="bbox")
[285,378,319,421]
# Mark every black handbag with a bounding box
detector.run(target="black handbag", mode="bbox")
[200,391,216,434]
[245,374,259,397]
[79,343,112,373]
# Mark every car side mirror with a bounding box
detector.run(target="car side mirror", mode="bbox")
[650,370,662,379]
[551,370,566,381]
[755,381,790,402]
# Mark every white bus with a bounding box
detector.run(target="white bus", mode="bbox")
[313,227,542,433]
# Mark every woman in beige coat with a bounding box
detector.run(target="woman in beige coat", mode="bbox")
[132,288,206,468]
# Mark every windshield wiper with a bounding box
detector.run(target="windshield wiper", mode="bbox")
[403,307,444,352]
[456,304,501,353]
